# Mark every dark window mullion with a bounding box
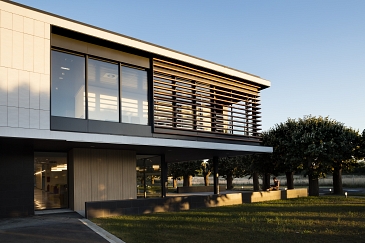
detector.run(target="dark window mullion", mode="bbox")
[119,64,122,123]
[85,55,89,120]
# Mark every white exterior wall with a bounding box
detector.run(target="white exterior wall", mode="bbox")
[0,5,50,130]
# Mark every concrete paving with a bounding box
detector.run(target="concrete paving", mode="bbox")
[0,211,123,243]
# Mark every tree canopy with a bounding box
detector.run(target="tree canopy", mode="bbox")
[263,115,360,195]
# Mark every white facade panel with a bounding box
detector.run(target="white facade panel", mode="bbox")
[23,33,34,71]
[0,105,7,126]
[33,36,45,74]
[18,70,29,108]
[12,13,23,32]
[0,10,12,29]
[39,74,49,110]
[7,68,18,107]
[29,108,39,129]
[12,30,23,69]
[34,19,44,38]
[0,66,7,106]
[39,110,49,130]
[23,16,33,35]
[19,107,30,128]
[44,38,50,75]
[0,27,12,67]
[44,22,50,39]
[7,106,18,127]
[29,72,40,109]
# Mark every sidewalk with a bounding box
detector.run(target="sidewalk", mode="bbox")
[0,211,123,243]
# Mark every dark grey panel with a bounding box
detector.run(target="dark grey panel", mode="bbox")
[88,120,124,135]
[118,123,152,137]
[51,116,88,133]
[51,116,152,137]
[0,141,34,218]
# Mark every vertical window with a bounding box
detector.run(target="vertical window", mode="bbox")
[88,59,119,122]
[51,51,85,118]
[121,66,148,125]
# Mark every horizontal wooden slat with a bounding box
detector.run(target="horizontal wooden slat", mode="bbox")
[153,58,262,139]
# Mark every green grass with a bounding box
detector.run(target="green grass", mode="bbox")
[92,197,365,243]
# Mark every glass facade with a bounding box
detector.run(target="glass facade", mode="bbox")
[51,50,149,125]
[121,66,148,125]
[51,51,85,118]
[88,59,119,122]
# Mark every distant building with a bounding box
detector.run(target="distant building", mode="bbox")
[0,0,272,217]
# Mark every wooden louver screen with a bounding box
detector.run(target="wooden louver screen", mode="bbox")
[153,58,262,140]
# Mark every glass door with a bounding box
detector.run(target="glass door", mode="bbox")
[34,152,68,210]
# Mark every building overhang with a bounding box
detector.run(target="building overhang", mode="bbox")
[0,127,272,163]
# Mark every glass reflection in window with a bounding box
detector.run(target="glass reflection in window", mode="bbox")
[51,51,85,118]
[88,59,119,122]
[121,66,148,125]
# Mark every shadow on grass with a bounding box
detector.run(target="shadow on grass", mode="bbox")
[93,197,365,243]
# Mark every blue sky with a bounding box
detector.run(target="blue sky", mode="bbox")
[13,0,365,132]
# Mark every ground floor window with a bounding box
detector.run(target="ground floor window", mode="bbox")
[136,156,162,198]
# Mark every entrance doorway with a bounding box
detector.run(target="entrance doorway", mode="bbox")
[34,152,68,210]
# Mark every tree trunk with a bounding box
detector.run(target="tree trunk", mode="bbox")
[204,172,211,186]
[226,175,233,190]
[286,171,294,189]
[262,173,271,190]
[253,172,260,191]
[308,174,319,196]
[333,166,343,195]
[172,178,177,188]
[183,175,192,187]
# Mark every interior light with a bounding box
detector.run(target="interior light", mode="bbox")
[103,73,117,79]
[152,165,160,170]
[34,170,46,175]
[61,67,70,70]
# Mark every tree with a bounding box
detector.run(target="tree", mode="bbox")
[329,127,360,194]
[360,129,365,159]
[200,161,211,186]
[265,116,358,196]
[168,162,182,188]
[263,121,304,189]
[168,160,201,187]
[240,154,262,191]
[215,156,245,190]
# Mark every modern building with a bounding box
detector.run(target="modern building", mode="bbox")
[0,0,272,218]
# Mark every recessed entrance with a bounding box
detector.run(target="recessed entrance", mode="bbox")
[34,152,68,210]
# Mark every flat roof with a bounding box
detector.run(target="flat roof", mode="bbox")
[1,0,271,88]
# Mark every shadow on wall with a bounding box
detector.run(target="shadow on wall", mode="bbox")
[0,78,50,129]
[85,193,239,219]
[85,189,308,219]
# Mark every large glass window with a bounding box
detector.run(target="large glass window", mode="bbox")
[51,49,149,126]
[51,51,85,118]
[121,66,148,125]
[88,59,119,122]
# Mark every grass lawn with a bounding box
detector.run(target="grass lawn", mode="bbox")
[92,196,365,243]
